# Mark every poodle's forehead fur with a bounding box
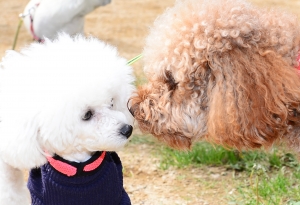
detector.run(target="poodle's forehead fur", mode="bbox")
[144,0,299,77]
[130,0,300,154]
[1,34,133,115]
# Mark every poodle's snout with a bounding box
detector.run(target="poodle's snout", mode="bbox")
[120,124,133,138]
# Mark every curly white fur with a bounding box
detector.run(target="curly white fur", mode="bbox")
[0,33,135,204]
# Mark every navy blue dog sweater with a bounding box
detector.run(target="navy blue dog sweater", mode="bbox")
[27,152,131,205]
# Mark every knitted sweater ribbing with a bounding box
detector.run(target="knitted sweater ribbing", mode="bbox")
[27,152,131,205]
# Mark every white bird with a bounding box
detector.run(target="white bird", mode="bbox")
[21,0,111,41]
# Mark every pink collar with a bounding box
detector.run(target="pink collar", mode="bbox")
[46,151,106,177]
[29,3,44,43]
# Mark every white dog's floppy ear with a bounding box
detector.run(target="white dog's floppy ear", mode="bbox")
[0,50,47,170]
[0,116,46,170]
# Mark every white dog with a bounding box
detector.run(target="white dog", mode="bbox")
[21,0,111,41]
[0,34,134,205]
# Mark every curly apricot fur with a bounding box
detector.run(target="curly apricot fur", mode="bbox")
[130,0,300,156]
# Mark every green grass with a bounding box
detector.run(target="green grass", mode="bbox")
[158,142,296,171]
[159,142,240,169]
[154,139,299,205]
[129,135,300,204]
[129,133,156,145]
[264,168,300,203]
[230,168,300,205]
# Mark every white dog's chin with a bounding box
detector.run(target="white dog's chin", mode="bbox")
[0,33,135,168]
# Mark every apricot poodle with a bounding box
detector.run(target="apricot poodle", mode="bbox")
[129,0,300,156]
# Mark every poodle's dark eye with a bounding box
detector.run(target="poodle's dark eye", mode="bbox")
[110,98,114,108]
[165,70,178,91]
[82,110,93,121]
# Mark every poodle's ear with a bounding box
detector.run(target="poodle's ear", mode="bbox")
[206,49,300,150]
[0,50,47,170]
[0,116,46,170]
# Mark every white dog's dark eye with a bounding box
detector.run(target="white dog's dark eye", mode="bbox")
[82,110,93,121]
[111,98,114,108]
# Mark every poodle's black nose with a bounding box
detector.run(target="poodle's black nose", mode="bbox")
[120,124,133,138]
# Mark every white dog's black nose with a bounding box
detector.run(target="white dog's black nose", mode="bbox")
[120,124,133,138]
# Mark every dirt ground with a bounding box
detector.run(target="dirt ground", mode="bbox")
[1,0,300,204]
[120,139,238,205]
